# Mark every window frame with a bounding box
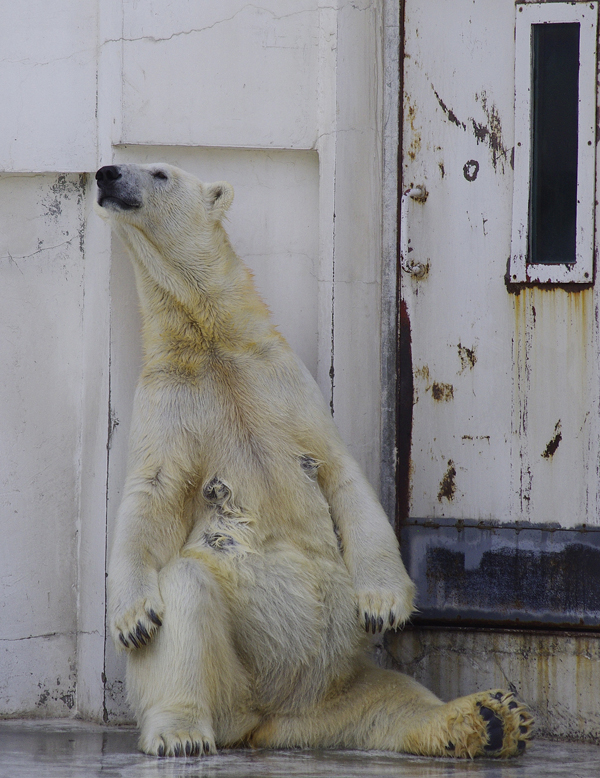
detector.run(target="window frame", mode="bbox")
[509,1,597,285]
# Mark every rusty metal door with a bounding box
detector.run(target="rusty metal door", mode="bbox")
[399,0,600,629]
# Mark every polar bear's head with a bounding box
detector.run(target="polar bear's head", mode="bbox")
[95,163,234,250]
[95,163,235,294]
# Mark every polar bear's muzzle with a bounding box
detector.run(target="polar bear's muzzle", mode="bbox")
[96,165,142,211]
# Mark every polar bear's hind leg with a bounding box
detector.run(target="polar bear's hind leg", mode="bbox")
[250,666,533,759]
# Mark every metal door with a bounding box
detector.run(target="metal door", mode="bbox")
[399,0,600,629]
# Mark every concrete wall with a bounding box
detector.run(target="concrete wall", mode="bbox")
[0,0,392,721]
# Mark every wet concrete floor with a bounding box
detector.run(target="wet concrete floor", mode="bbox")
[0,719,598,778]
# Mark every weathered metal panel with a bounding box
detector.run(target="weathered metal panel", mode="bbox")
[402,0,516,524]
[402,0,600,531]
[511,286,600,528]
[401,520,600,628]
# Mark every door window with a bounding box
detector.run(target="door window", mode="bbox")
[510,2,597,284]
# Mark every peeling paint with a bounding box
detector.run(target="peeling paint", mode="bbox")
[463,160,479,181]
[457,343,477,372]
[42,174,86,225]
[35,673,76,713]
[432,86,466,130]
[437,460,456,502]
[475,91,513,172]
[430,85,513,173]
[542,421,562,459]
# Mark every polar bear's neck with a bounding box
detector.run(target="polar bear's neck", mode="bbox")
[124,230,280,364]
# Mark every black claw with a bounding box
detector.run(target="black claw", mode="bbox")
[191,741,201,756]
[148,609,162,627]
[364,612,370,632]
[185,741,191,756]
[377,616,384,633]
[136,623,150,643]
[174,742,182,757]
[446,741,456,751]
[389,610,395,627]
[370,615,377,634]
[203,740,211,755]
[128,632,140,649]
[119,633,129,648]
[157,743,165,757]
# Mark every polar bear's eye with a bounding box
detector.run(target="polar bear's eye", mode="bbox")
[152,170,168,181]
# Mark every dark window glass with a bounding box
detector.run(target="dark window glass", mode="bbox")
[530,23,579,265]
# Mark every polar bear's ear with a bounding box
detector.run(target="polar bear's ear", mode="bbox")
[205,181,234,221]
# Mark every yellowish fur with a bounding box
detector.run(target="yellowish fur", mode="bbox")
[95,163,533,759]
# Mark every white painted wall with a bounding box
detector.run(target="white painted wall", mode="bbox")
[0,0,390,720]
[0,173,87,715]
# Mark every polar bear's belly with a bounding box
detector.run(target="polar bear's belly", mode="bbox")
[181,480,361,711]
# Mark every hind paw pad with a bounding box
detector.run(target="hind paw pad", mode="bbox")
[475,690,534,758]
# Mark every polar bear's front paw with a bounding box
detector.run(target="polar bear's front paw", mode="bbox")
[357,590,414,634]
[111,597,164,651]
[146,731,216,758]
[139,714,217,758]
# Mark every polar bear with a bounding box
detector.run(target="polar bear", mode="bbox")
[95,163,533,759]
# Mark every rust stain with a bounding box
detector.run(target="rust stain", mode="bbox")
[513,286,594,517]
[415,364,430,381]
[405,98,421,161]
[437,460,457,502]
[458,343,477,372]
[431,382,454,402]
[542,421,562,459]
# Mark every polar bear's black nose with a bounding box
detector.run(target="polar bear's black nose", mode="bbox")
[96,165,121,187]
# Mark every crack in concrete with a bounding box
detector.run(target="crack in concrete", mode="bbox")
[102,4,321,47]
